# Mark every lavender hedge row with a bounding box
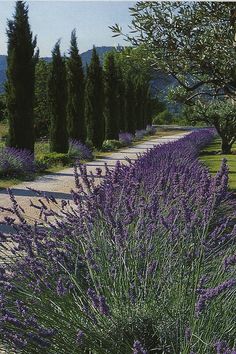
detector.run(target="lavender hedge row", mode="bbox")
[0,129,236,353]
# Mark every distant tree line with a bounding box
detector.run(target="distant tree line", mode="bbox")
[5,1,156,154]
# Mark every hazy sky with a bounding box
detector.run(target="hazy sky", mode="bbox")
[0,1,134,57]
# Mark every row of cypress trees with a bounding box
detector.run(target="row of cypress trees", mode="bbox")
[49,34,152,153]
[6,1,152,154]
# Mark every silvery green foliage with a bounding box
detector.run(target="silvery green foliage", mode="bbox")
[0,147,35,177]
[111,2,236,102]
[1,129,236,353]
[68,139,93,161]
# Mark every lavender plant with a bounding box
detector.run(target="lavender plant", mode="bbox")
[119,132,134,146]
[0,147,35,178]
[135,129,147,140]
[145,125,156,135]
[0,129,236,353]
[68,139,93,161]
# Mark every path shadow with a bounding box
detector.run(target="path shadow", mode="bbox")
[47,172,74,177]
[84,163,115,167]
[98,156,136,161]
[0,188,73,200]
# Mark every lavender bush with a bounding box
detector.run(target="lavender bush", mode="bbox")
[135,129,147,140]
[0,147,35,178]
[119,132,134,146]
[146,125,156,135]
[68,139,93,161]
[1,129,236,353]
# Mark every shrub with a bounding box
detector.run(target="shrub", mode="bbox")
[146,125,157,135]
[0,147,35,178]
[2,129,236,354]
[34,160,48,173]
[68,139,93,161]
[36,152,70,167]
[119,132,134,146]
[153,109,172,125]
[102,139,122,152]
[135,129,147,140]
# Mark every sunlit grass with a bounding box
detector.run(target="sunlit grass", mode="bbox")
[200,138,236,191]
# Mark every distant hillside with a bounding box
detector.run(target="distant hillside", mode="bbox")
[0,46,114,93]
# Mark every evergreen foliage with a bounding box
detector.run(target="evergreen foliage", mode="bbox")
[67,29,85,142]
[84,47,104,148]
[34,59,50,138]
[125,75,136,134]
[116,66,126,132]
[48,41,68,153]
[6,1,38,152]
[134,78,145,130]
[103,52,119,140]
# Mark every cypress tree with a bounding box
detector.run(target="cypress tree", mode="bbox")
[125,76,136,134]
[117,65,126,132]
[67,29,85,142]
[34,59,50,138]
[84,47,104,148]
[134,78,145,130]
[103,52,119,140]
[48,41,68,153]
[6,1,38,152]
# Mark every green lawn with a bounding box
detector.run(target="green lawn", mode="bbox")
[200,138,236,191]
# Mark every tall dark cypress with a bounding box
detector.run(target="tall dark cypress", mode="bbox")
[84,47,104,148]
[103,52,119,140]
[125,76,136,134]
[67,29,85,142]
[48,41,68,153]
[6,1,38,152]
[117,66,126,132]
[134,78,145,130]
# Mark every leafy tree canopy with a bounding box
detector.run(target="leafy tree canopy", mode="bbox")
[111,2,236,103]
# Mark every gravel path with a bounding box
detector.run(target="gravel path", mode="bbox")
[0,132,188,232]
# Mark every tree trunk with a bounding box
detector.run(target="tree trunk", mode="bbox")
[221,138,232,154]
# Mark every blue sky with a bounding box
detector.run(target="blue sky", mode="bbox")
[0,1,134,57]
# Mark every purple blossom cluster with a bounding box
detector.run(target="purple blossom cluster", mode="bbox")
[215,341,236,354]
[0,147,35,178]
[68,139,93,161]
[0,128,235,353]
[119,132,134,146]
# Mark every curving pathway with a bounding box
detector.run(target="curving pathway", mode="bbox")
[0,132,189,232]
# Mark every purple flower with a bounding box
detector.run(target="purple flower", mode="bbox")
[76,330,84,345]
[196,279,236,316]
[56,277,66,296]
[147,260,158,275]
[132,340,147,354]
[0,147,35,178]
[87,289,110,316]
[68,139,93,161]
[215,340,236,354]
[223,254,236,271]
[119,132,134,146]
[185,327,191,341]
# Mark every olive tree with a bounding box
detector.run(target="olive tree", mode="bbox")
[191,100,236,154]
[111,1,236,152]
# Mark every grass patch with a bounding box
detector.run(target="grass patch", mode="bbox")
[0,121,8,138]
[200,137,236,191]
